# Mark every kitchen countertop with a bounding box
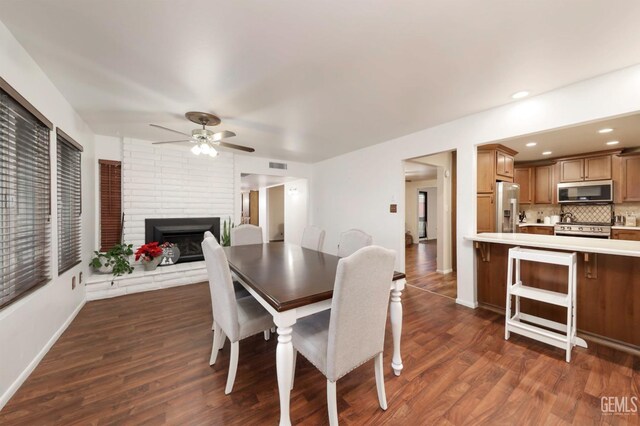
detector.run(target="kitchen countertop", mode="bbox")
[518,223,554,227]
[465,233,640,257]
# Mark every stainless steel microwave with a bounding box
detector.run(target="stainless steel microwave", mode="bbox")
[557,180,613,203]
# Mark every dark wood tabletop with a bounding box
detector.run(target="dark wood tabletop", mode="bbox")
[223,242,405,312]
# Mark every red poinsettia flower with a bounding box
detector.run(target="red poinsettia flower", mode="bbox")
[135,242,164,262]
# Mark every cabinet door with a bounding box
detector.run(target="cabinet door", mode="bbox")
[496,150,514,178]
[514,167,533,204]
[477,150,495,193]
[560,159,584,182]
[530,226,555,235]
[477,193,495,233]
[584,155,612,181]
[534,165,554,204]
[622,156,640,202]
[612,229,640,241]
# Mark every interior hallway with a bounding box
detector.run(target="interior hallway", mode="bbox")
[406,240,457,299]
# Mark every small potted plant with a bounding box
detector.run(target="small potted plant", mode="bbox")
[89,243,134,285]
[221,217,235,247]
[135,241,164,271]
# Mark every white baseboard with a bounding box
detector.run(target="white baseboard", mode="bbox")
[436,268,453,274]
[455,298,478,309]
[0,299,86,410]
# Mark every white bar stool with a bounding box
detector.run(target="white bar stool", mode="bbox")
[505,247,587,362]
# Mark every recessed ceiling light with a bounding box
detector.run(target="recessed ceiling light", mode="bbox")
[525,142,537,147]
[542,151,552,155]
[511,91,529,99]
[598,128,613,134]
[606,140,619,145]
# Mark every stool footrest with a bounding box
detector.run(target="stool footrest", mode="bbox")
[510,282,569,307]
[507,314,588,349]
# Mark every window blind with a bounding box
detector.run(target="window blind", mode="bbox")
[0,89,51,309]
[57,132,82,275]
[99,160,122,251]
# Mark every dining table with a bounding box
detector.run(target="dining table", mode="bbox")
[223,242,407,426]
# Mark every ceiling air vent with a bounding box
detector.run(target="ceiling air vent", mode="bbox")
[269,161,287,170]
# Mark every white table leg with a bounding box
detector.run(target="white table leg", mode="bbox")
[275,311,296,426]
[390,279,405,376]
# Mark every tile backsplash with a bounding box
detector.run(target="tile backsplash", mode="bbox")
[521,202,640,224]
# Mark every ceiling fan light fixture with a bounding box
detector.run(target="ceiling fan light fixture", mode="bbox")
[191,145,202,155]
[209,147,218,158]
[200,143,211,155]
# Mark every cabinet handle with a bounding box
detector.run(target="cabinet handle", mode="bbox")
[490,195,494,204]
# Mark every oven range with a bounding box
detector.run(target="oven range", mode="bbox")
[554,222,611,239]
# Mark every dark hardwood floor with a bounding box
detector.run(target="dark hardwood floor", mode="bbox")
[1,279,639,424]
[406,240,457,299]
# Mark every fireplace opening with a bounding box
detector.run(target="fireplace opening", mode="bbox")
[145,217,221,263]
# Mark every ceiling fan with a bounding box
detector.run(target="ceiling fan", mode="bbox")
[150,111,255,157]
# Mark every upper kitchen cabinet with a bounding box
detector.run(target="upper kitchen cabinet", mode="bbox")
[559,154,612,182]
[514,167,533,204]
[534,165,554,204]
[477,144,518,193]
[620,154,640,202]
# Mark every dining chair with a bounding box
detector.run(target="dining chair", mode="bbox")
[301,225,326,251]
[201,237,275,394]
[231,224,263,246]
[337,228,373,257]
[291,246,396,425]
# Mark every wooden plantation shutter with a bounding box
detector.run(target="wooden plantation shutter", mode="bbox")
[56,130,82,275]
[99,160,122,252]
[0,87,52,309]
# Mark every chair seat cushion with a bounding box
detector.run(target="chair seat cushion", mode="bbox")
[236,296,273,340]
[292,310,330,376]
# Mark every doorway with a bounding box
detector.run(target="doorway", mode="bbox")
[403,150,457,299]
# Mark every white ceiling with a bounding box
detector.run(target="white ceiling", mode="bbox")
[404,161,437,181]
[3,1,640,162]
[498,112,640,162]
[241,174,296,191]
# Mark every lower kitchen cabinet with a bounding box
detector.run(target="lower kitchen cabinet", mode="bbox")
[612,228,640,241]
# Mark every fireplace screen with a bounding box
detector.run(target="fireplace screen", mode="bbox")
[145,218,221,263]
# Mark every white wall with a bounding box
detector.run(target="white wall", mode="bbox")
[0,21,96,408]
[284,179,309,245]
[311,64,640,308]
[267,185,285,241]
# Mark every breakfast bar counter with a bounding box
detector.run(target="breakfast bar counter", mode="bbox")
[465,233,640,352]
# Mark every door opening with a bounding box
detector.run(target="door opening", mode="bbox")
[418,191,427,239]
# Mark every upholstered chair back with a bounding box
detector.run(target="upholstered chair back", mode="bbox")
[301,226,326,251]
[231,224,263,246]
[201,237,240,341]
[326,246,395,381]
[337,229,373,257]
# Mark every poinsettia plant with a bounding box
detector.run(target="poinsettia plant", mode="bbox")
[134,241,164,262]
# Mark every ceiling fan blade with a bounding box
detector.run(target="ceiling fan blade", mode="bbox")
[152,139,191,145]
[211,130,236,142]
[149,124,190,137]
[218,141,255,153]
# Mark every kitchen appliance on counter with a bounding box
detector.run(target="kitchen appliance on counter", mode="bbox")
[557,180,613,203]
[495,182,520,233]
[554,222,611,238]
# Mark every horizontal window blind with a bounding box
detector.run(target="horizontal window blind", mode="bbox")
[0,89,51,309]
[57,132,82,275]
[99,160,122,251]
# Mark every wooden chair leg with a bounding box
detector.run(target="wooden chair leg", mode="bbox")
[225,341,239,395]
[210,322,221,366]
[327,380,338,426]
[291,349,297,390]
[374,353,387,410]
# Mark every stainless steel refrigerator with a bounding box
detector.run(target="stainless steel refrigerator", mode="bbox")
[495,182,520,233]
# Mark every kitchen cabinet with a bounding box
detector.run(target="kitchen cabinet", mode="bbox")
[514,167,533,204]
[477,150,495,194]
[559,154,612,182]
[496,150,514,179]
[519,226,554,235]
[477,194,495,233]
[534,165,554,204]
[612,228,640,241]
[620,155,640,202]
